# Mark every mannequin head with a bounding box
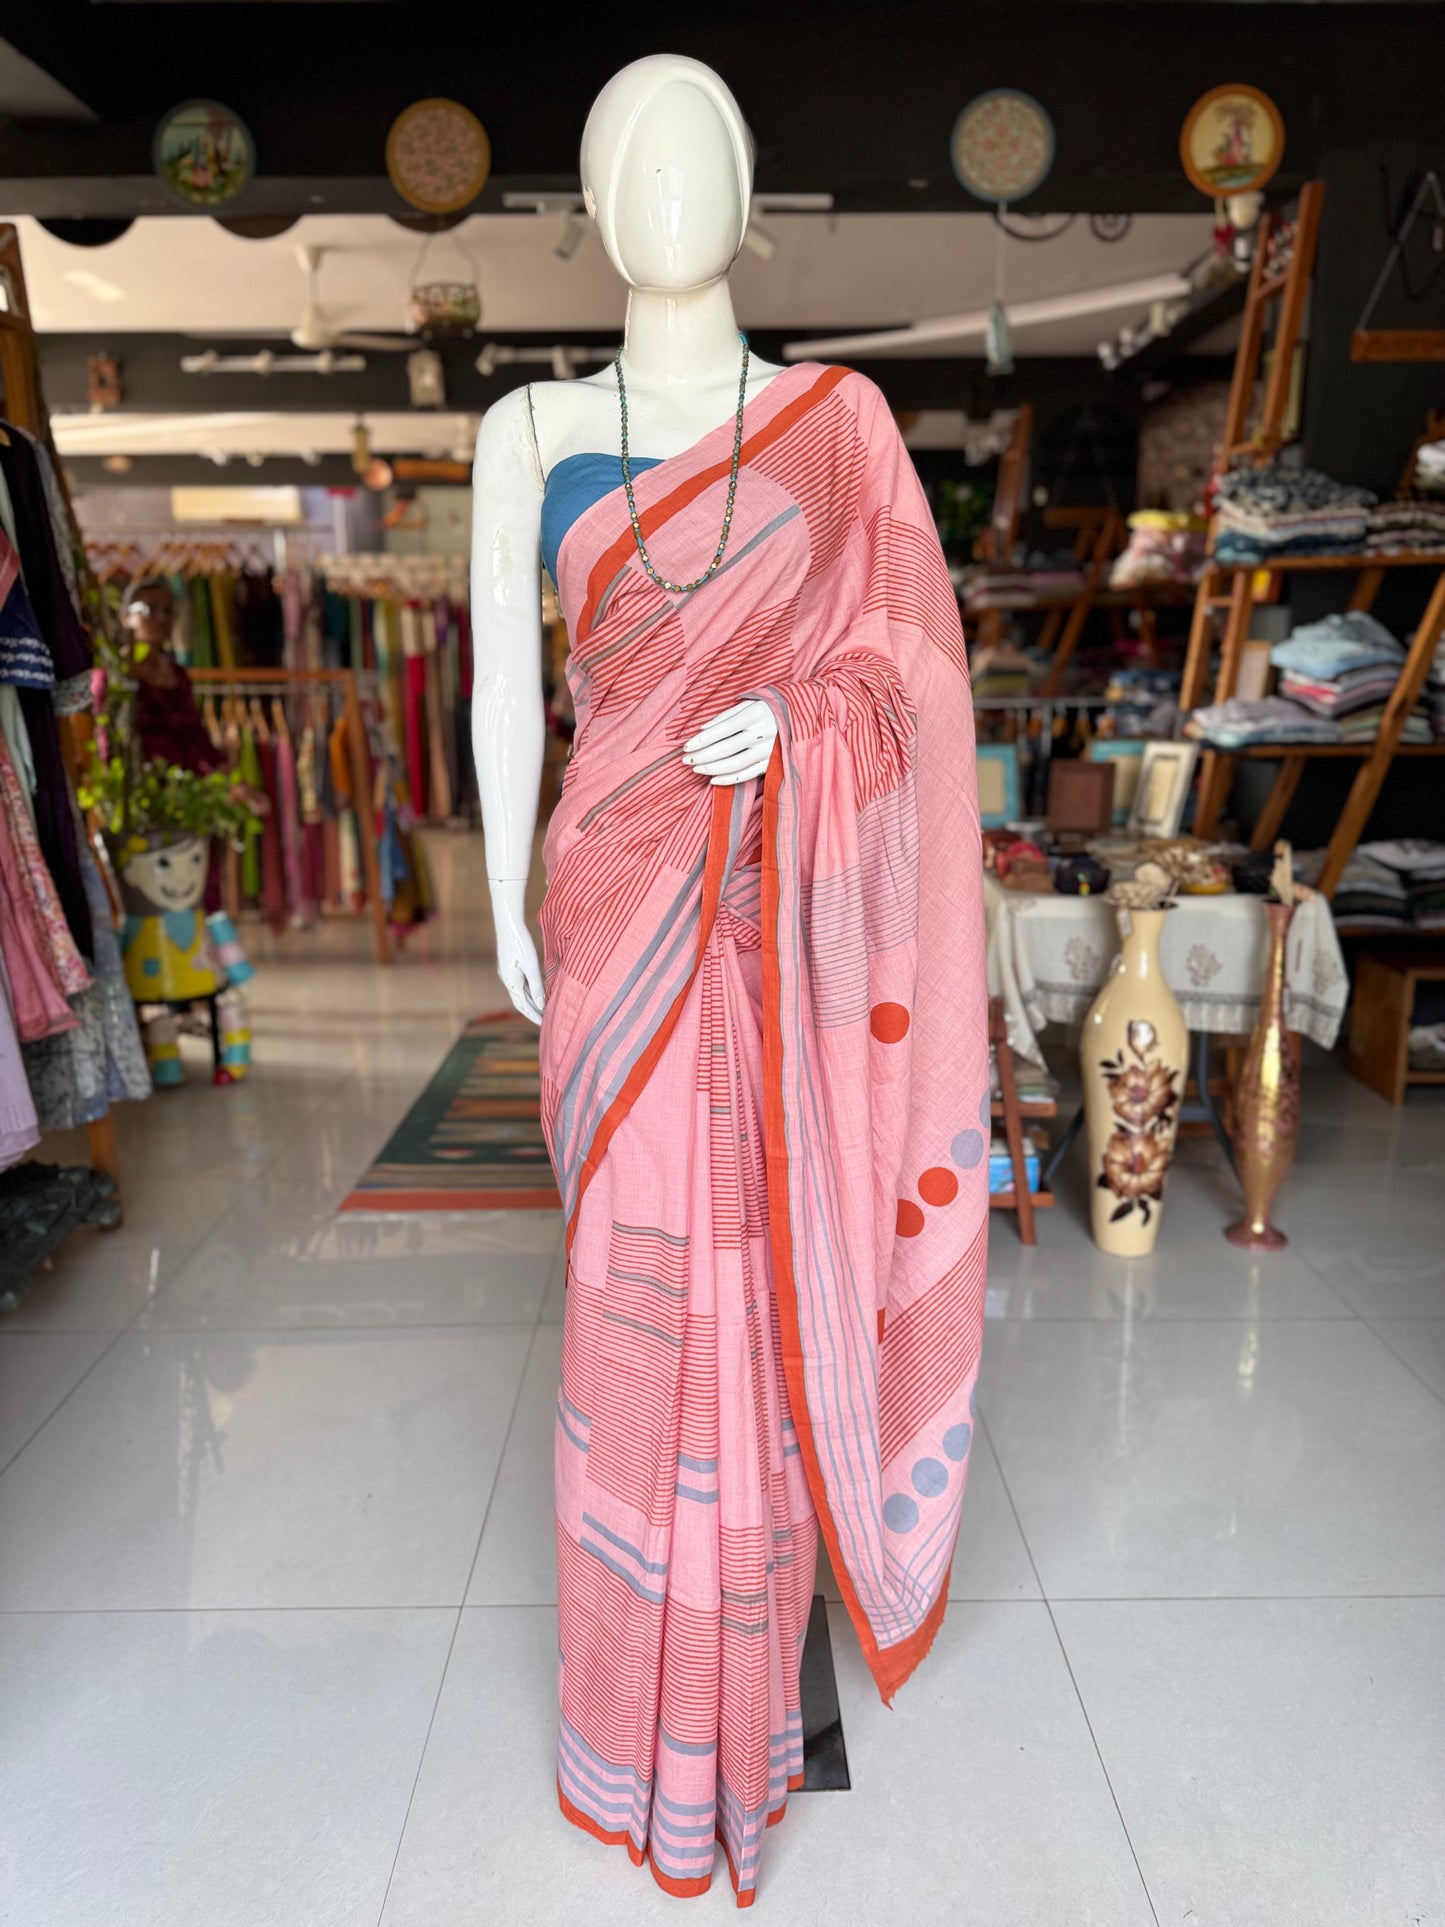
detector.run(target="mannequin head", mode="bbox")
[581,56,752,293]
[122,577,176,653]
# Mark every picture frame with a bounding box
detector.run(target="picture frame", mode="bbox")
[976,742,1022,830]
[1046,759,1115,837]
[1127,741,1199,839]
[1179,84,1284,200]
[1087,739,1147,825]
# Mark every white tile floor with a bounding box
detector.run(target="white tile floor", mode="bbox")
[3,832,1442,1925]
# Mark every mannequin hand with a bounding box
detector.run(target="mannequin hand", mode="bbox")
[682,699,777,785]
[489,877,545,1025]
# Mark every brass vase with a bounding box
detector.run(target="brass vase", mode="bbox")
[1225,900,1299,1250]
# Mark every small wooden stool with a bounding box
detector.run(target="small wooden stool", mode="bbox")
[1349,948,1445,1104]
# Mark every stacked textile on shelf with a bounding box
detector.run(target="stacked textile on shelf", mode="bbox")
[1330,841,1445,931]
[1329,852,1412,928]
[1109,511,1207,589]
[1268,611,1428,740]
[1099,666,1180,739]
[1415,439,1445,497]
[1184,695,1341,748]
[1213,463,1375,565]
[962,550,1086,613]
[1363,498,1445,556]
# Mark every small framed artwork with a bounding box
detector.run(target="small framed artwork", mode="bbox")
[1046,760,1115,837]
[1088,739,1147,824]
[1127,741,1200,839]
[976,743,1022,829]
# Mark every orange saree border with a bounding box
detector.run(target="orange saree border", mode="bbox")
[576,362,853,643]
[759,746,953,1707]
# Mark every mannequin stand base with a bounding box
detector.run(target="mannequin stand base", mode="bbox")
[1224,1219,1288,1251]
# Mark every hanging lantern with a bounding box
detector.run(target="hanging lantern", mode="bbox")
[950,90,1055,378]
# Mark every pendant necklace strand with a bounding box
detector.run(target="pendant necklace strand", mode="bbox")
[616,332,749,596]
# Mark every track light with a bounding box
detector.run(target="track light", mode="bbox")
[475,343,499,378]
[554,214,584,262]
[551,346,576,381]
[742,221,778,261]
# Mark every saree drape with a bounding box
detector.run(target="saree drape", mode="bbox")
[539,362,988,1905]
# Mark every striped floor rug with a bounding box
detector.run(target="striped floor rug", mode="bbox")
[341,1012,560,1213]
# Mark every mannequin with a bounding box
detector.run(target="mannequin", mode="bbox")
[471,56,988,1909]
[471,54,779,1024]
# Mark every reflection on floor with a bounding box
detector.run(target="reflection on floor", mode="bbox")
[2,830,1442,1925]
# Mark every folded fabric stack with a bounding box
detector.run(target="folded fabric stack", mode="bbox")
[1336,702,1434,745]
[1101,666,1180,739]
[1412,439,1445,498]
[1110,511,1208,589]
[1357,840,1445,931]
[1330,852,1412,928]
[1213,463,1375,565]
[1271,611,1406,726]
[1429,637,1445,738]
[1363,497,1445,555]
[1184,696,1342,748]
[963,550,1087,612]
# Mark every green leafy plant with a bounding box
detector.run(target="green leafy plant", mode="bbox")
[79,749,259,845]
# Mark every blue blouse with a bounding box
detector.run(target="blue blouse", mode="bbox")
[541,451,660,586]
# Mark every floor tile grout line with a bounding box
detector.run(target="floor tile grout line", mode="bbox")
[979,1407,1162,1927]
[374,1312,546,1927]
[1350,1312,1445,1411]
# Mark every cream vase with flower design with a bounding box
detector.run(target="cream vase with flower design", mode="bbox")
[1081,906,1188,1255]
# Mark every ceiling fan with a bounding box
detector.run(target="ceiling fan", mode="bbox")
[288,243,414,354]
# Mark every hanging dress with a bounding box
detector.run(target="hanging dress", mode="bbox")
[537,365,988,1904]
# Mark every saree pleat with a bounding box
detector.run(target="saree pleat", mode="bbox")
[539,361,987,1903]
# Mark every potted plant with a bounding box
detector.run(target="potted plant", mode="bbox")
[79,750,259,1003]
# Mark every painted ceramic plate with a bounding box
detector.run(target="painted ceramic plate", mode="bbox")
[153,100,255,210]
[1180,85,1284,197]
[951,90,1055,205]
[386,99,491,214]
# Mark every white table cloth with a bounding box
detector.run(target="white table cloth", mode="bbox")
[985,879,1348,1067]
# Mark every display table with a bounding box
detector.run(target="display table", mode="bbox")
[986,879,1349,1067]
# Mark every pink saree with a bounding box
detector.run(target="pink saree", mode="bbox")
[540,362,989,1905]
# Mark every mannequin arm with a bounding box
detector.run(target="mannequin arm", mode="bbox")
[684,697,778,783]
[470,389,548,1022]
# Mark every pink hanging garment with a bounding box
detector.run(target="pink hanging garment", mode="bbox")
[0,953,40,1168]
[274,731,313,926]
[0,736,88,1038]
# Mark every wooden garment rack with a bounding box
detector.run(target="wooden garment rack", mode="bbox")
[1179,181,1328,719]
[188,666,392,965]
[0,222,125,1195]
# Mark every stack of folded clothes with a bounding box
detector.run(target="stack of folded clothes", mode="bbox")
[963,551,1087,612]
[1213,463,1375,565]
[1110,511,1208,589]
[1429,633,1445,738]
[1183,696,1342,747]
[1270,612,1412,737]
[1415,439,1445,497]
[1356,840,1445,931]
[1100,666,1181,738]
[1363,497,1445,555]
[1330,851,1412,929]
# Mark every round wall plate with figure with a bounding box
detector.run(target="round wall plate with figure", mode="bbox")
[950,89,1055,205]
[1180,85,1284,198]
[153,100,256,210]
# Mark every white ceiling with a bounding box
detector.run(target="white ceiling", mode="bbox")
[11,209,1216,349]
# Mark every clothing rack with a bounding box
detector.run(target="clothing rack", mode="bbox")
[0,221,126,1198]
[318,551,469,598]
[188,667,392,964]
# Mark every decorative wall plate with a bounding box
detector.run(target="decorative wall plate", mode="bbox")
[386,99,491,214]
[951,90,1055,205]
[1180,85,1284,198]
[153,100,256,210]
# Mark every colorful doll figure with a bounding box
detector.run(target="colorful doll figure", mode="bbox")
[117,832,225,1003]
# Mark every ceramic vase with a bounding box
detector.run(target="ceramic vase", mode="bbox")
[1082,906,1188,1256]
[1225,900,1299,1250]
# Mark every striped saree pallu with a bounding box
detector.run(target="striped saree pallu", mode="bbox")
[540,363,989,1904]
